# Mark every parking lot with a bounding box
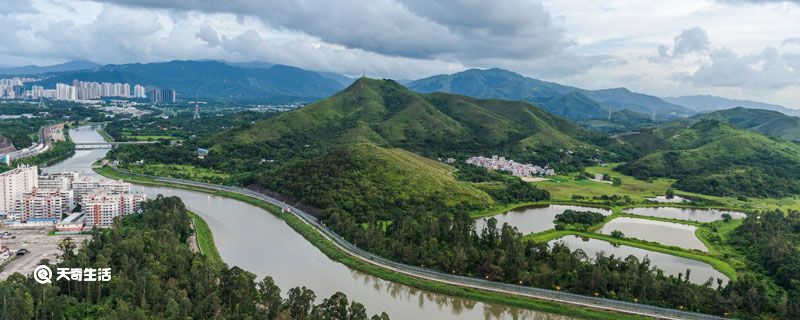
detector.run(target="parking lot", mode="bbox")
[0,228,91,280]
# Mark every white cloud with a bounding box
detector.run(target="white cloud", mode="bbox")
[657,27,711,59]
[685,47,800,89]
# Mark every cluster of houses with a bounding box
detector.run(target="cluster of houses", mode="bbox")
[0,165,146,232]
[465,155,555,177]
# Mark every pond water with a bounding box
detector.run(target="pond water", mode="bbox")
[475,205,612,235]
[550,236,728,286]
[624,207,746,223]
[598,217,708,251]
[646,195,690,203]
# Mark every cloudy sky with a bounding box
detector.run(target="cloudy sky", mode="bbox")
[1,0,799,107]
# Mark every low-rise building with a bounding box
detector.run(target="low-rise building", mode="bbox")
[465,155,555,177]
[56,212,86,233]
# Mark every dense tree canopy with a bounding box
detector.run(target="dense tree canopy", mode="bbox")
[0,196,388,320]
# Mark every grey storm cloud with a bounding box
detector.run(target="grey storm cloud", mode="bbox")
[658,27,711,58]
[93,0,570,61]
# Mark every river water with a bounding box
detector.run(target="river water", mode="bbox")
[49,125,572,320]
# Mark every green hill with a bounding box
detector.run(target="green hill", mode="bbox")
[614,120,800,197]
[257,143,494,222]
[693,107,800,142]
[221,78,609,170]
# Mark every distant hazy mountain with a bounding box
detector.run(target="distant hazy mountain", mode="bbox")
[0,60,99,75]
[226,61,353,86]
[664,95,800,116]
[31,60,347,103]
[406,68,694,118]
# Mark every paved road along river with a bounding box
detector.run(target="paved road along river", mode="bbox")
[50,125,726,320]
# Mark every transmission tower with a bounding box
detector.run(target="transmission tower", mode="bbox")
[191,101,206,120]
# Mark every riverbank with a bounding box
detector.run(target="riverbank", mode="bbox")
[188,211,224,269]
[95,166,659,320]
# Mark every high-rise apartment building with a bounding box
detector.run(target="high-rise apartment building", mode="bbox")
[150,89,176,104]
[0,165,37,214]
[72,176,131,203]
[13,188,74,222]
[83,190,146,227]
[38,172,79,191]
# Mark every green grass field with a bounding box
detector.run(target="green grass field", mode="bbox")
[537,163,676,202]
[127,164,232,184]
[536,163,800,212]
[124,134,179,141]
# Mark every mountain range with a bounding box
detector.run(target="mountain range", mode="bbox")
[208,78,800,201]
[0,60,99,75]
[663,95,800,116]
[30,60,347,103]
[406,68,694,117]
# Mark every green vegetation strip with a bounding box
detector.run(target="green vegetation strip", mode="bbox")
[526,230,737,282]
[95,166,647,320]
[188,211,224,269]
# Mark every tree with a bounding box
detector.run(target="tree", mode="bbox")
[665,189,675,199]
[610,230,625,239]
[612,177,622,187]
[258,276,283,318]
[286,287,316,319]
[721,213,732,222]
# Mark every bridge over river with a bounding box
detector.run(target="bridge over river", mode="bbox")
[74,141,159,149]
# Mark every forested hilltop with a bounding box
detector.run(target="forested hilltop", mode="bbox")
[609,119,800,197]
[0,196,388,320]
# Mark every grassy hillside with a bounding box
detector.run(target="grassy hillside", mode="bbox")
[219,78,610,171]
[693,107,800,142]
[614,120,800,197]
[257,143,494,222]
